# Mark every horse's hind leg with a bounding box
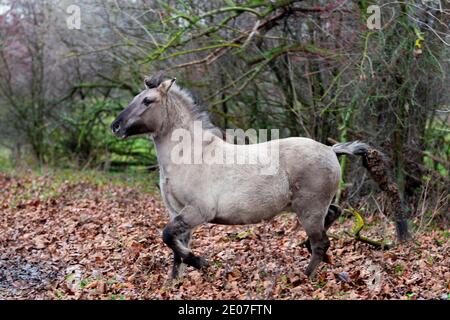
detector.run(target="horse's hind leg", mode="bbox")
[305,204,341,255]
[293,197,331,278]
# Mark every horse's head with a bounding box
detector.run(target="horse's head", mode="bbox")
[111,73,176,139]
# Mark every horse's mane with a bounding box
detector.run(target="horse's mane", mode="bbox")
[169,83,221,136]
[146,73,221,136]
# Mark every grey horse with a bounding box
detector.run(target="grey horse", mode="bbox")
[111,74,401,279]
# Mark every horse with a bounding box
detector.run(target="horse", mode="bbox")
[111,74,408,279]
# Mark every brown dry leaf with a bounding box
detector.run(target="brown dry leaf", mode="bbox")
[96,281,106,294]
[0,172,448,300]
[84,281,99,290]
[33,235,49,249]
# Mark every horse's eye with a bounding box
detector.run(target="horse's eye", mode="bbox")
[143,97,154,106]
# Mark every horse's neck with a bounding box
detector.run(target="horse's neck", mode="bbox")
[153,107,192,164]
[153,122,215,172]
[153,133,180,172]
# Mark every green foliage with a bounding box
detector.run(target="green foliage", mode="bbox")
[0,0,447,215]
[394,264,405,275]
[21,96,158,170]
[0,96,156,171]
[0,148,13,171]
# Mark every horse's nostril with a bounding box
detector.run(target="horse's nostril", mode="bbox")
[111,121,121,133]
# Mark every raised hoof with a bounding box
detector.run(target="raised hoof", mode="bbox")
[184,254,208,270]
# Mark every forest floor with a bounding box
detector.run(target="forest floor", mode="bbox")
[0,170,449,300]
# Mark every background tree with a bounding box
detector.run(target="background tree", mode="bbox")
[0,0,448,219]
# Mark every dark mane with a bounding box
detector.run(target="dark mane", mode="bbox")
[171,84,222,137]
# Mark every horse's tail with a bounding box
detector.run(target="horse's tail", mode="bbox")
[332,141,369,156]
[332,141,411,242]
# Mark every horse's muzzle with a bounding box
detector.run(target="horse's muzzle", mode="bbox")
[111,117,149,139]
[110,119,127,138]
[111,120,120,134]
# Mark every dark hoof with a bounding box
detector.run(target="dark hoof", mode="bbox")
[184,254,208,269]
[304,268,316,280]
[171,264,186,279]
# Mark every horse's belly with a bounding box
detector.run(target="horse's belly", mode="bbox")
[211,206,286,225]
[213,173,291,225]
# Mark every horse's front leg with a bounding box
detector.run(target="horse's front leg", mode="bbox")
[163,206,208,277]
[171,231,191,279]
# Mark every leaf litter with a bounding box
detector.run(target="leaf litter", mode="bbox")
[0,172,448,300]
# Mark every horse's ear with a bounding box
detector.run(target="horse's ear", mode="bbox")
[144,76,152,89]
[144,72,164,89]
[157,77,176,95]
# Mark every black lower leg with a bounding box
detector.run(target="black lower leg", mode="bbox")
[305,232,330,277]
[324,204,341,229]
[183,253,208,269]
[162,216,207,270]
[171,252,182,278]
[170,232,194,278]
[162,215,189,250]
[305,205,341,255]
